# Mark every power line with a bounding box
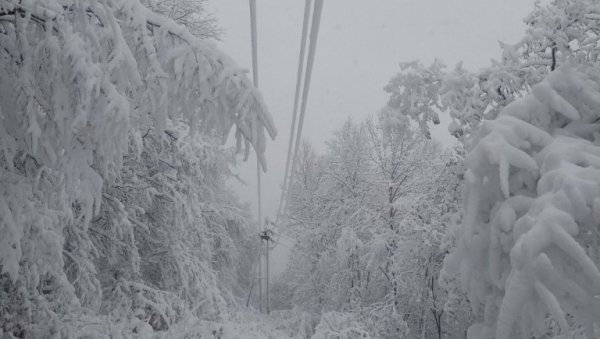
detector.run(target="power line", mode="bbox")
[283,0,324,215]
[249,0,259,88]
[246,0,325,315]
[276,0,313,224]
[249,0,264,314]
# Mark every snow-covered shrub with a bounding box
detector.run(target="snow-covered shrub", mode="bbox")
[355,302,409,339]
[446,63,600,338]
[267,307,319,339]
[312,311,371,339]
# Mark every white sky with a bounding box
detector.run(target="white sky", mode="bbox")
[207,0,536,273]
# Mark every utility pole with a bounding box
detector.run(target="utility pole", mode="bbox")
[260,228,273,314]
[258,239,262,313]
[266,233,269,314]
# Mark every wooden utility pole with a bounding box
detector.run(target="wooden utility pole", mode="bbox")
[260,229,273,314]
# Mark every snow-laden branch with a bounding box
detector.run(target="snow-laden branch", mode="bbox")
[0,0,276,170]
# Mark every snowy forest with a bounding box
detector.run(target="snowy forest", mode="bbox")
[0,0,599,338]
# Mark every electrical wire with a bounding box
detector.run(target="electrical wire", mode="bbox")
[276,0,313,224]
[283,0,324,215]
[249,0,264,313]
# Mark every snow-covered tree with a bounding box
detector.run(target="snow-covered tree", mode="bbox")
[284,120,375,314]
[446,63,600,339]
[510,0,600,74]
[280,116,456,338]
[91,125,257,329]
[383,60,444,139]
[142,0,220,39]
[385,0,600,141]
[0,0,275,336]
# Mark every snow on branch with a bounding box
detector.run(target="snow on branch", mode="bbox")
[0,0,276,171]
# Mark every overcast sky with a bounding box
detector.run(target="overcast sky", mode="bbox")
[207,0,536,273]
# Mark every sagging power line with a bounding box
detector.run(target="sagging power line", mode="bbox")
[246,0,325,315]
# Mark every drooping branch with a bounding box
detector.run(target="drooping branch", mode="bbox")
[0,0,276,170]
